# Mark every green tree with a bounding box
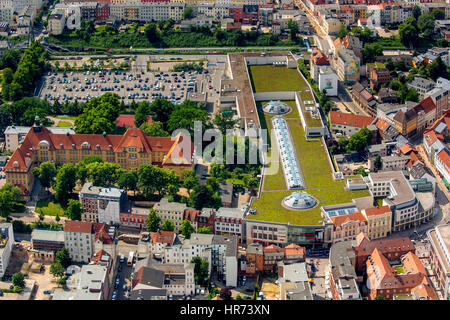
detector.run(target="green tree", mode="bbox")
[191,256,209,287]
[235,294,243,300]
[183,7,194,20]
[363,43,383,63]
[207,287,219,300]
[374,155,383,172]
[432,8,445,20]
[188,185,221,210]
[75,156,103,185]
[347,127,372,152]
[180,219,195,239]
[0,183,22,218]
[375,295,385,300]
[417,12,436,38]
[32,161,57,190]
[149,98,175,127]
[161,219,175,232]
[145,209,161,232]
[65,199,82,221]
[219,287,232,300]
[287,19,299,42]
[86,162,123,186]
[145,23,160,43]
[412,5,421,20]
[182,169,199,196]
[399,22,418,48]
[54,164,77,205]
[167,101,211,136]
[50,262,65,279]
[140,121,169,137]
[12,272,25,288]
[118,170,138,195]
[198,226,212,234]
[55,248,71,268]
[338,24,349,39]
[213,112,238,135]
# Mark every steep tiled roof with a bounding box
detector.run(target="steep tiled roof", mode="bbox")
[330,211,367,228]
[93,223,114,244]
[329,111,375,128]
[5,126,194,171]
[375,118,390,131]
[414,96,436,115]
[284,243,306,257]
[436,149,450,169]
[311,48,329,65]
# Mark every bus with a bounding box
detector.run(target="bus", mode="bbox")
[127,251,135,266]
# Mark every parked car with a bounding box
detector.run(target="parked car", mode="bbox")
[43,290,52,294]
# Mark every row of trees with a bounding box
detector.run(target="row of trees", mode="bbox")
[2,41,49,101]
[33,156,182,206]
[399,6,441,48]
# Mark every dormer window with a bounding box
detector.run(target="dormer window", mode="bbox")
[82,142,90,149]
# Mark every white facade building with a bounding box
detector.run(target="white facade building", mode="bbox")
[318,65,338,96]
[0,223,14,277]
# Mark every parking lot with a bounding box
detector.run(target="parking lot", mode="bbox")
[37,55,227,109]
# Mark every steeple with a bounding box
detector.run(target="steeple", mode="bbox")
[33,115,42,133]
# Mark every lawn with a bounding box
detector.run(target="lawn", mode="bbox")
[248,65,309,93]
[35,200,66,217]
[394,265,405,274]
[55,115,78,121]
[56,121,73,127]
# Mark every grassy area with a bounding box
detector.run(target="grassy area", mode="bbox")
[55,115,78,121]
[394,265,405,274]
[35,200,66,217]
[248,65,309,93]
[300,104,322,128]
[367,62,386,69]
[56,121,73,127]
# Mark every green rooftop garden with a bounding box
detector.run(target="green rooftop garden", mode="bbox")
[248,65,310,93]
[248,65,370,226]
[366,62,386,69]
[394,265,405,274]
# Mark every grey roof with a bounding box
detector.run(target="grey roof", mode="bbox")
[154,198,187,212]
[216,207,245,219]
[31,229,64,243]
[369,171,417,207]
[136,267,165,289]
[4,125,75,135]
[280,280,313,300]
[282,262,309,282]
[129,288,167,300]
[218,182,233,204]
[329,240,360,298]
[53,265,108,300]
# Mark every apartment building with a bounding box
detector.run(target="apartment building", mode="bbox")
[427,224,450,300]
[163,233,238,287]
[30,229,65,262]
[137,230,179,259]
[360,206,392,240]
[353,232,415,273]
[310,48,330,82]
[351,82,376,116]
[80,182,128,225]
[367,171,434,232]
[263,244,284,273]
[64,221,116,263]
[52,264,110,300]
[328,240,361,300]
[48,11,66,35]
[278,262,313,300]
[132,257,195,297]
[394,108,417,137]
[366,248,437,300]
[329,111,375,137]
[318,66,338,96]
[0,1,14,23]
[0,223,14,277]
[407,77,436,99]
[370,68,390,91]
[214,207,245,239]
[329,211,368,244]
[245,242,264,274]
[4,120,193,197]
[153,198,187,233]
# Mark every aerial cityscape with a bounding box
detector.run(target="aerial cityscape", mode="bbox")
[0,0,448,304]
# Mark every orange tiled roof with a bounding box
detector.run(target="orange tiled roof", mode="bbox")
[329,111,375,128]
[330,211,367,228]
[364,206,390,217]
[263,244,283,253]
[4,126,194,171]
[284,243,306,257]
[375,118,390,131]
[149,230,175,244]
[400,144,413,155]
[437,149,450,169]
[93,222,114,244]
[64,220,93,233]
[116,115,152,128]
[414,96,436,115]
